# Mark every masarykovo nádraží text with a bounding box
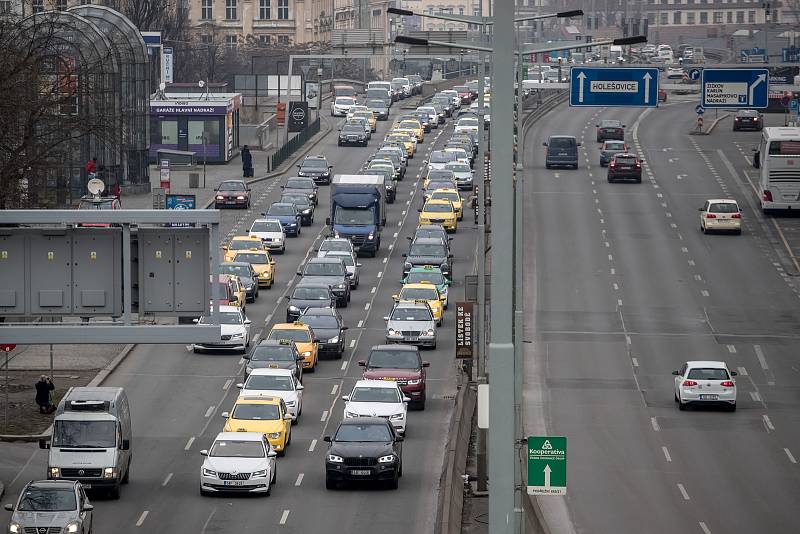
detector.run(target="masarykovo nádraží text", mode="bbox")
[705,82,748,104]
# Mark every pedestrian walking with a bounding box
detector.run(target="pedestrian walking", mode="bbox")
[35,375,55,414]
[241,146,254,178]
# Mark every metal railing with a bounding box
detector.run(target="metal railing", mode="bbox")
[268,117,321,172]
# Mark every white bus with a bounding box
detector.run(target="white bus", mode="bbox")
[753,127,800,212]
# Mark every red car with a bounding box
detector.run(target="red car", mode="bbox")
[658,89,667,103]
[607,153,642,183]
[454,85,473,105]
[214,179,251,209]
[359,345,429,410]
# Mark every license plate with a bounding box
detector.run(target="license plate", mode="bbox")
[226,201,237,204]
[406,336,419,341]
[350,469,371,476]
[223,480,245,486]
[558,152,567,156]
[383,377,396,381]
[700,394,718,400]
[82,484,92,489]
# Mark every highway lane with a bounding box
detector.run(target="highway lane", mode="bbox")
[524,101,800,533]
[2,97,475,532]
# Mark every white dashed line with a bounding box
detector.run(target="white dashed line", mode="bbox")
[365,302,370,310]
[763,415,775,431]
[371,286,377,294]
[357,320,364,328]
[701,290,710,297]
[320,410,328,422]
[184,436,195,451]
[162,473,173,487]
[785,448,797,464]
[608,254,613,261]
[688,259,695,266]
[610,268,615,275]
[204,406,215,418]
[699,522,711,534]
[393,232,398,238]
[737,366,748,376]
[377,271,382,278]
[331,384,339,395]
[694,274,702,281]
[754,345,769,371]
[350,339,356,348]
[681,247,689,253]
[295,473,304,486]
[136,511,149,527]
[279,510,290,525]
[677,483,690,500]
[726,345,736,353]
[613,283,619,291]
[383,257,388,263]
[662,446,672,462]
[750,391,761,402]
[631,357,638,367]
[308,439,317,452]
[223,379,233,390]
[341,360,348,371]
[617,299,623,306]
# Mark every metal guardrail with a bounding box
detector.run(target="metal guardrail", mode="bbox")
[268,117,321,172]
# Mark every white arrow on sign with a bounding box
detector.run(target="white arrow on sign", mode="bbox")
[643,72,652,104]
[543,464,552,488]
[577,72,586,103]
[748,74,766,105]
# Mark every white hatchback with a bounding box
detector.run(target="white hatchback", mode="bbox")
[200,432,277,496]
[249,218,286,253]
[699,199,742,234]
[342,379,409,435]
[673,360,737,411]
[237,368,304,422]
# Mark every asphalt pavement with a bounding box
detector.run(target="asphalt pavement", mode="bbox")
[524,101,800,533]
[1,101,476,533]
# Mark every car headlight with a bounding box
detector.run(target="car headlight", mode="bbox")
[378,454,396,463]
[287,222,297,227]
[8,522,22,534]
[267,432,283,439]
[202,468,217,477]
[215,195,224,200]
[390,413,404,420]
[388,328,397,336]
[297,171,307,176]
[328,336,339,343]
[426,329,435,336]
[274,236,284,242]
[245,365,253,374]
[337,283,346,289]
[407,378,422,385]
[231,332,244,339]
[65,523,80,534]
[288,305,300,312]
[103,467,116,479]
[236,195,246,200]
[403,262,412,270]
[251,469,269,479]
[302,209,312,214]
[302,351,311,357]
[440,262,449,271]
[285,400,296,406]
[345,411,359,418]
[328,454,344,463]
[50,467,60,478]
[367,233,375,240]
[245,283,254,290]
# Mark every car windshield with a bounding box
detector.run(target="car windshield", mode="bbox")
[282,194,310,206]
[426,181,456,192]
[219,181,245,191]
[737,110,758,117]
[342,125,363,133]
[199,312,243,325]
[17,487,77,512]
[301,315,339,328]
[447,164,471,173]
[401,287,438,300]
[286,179,312,189]
[232,403,281,420]
[355,113,373,120]
[53,420,116,448]
[268,204,295,216]
[350,386,401,403]
[410,243,446,256]
[367,100,386,108]
[549,137,575,148]
[615,156,637,165]
[768,140,800,155]
[709,203,739,213]
[304,262,344,276]
[229,239,259,250]
[334,208,375,225]
[320,240,351,253]
[327,253,354,267]
[293,287,330,300]
[604,141,626,151]
[268,329,310,342]
[368,350,420,369]
[209,440,264,458]
[432,192,460,203]
[334,423,393,442]
[251,220,282,232]
[302,158,328,169]
[251,345,295,362]
[687,368,730,380]
[245,374,295,391]
[220,264,251,278]
[424,203,453,213]
[454,86,469,93]
[234,252,270,264]
[458,118,479,126]
[406,271,445,285]
[392,307,433,321]
[399,121,419,129]
[428,170,455,181]
[430,152,454,163]
[415,228,446,240]
[335,97,354,105]
[600,120,622,128]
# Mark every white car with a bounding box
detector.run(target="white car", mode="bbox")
[444,161,474,190]
[666,67,684,79]
[440,89,462,108]
[200,432,277,496]
[192,305,251,353]
[248,218,286,254]
[316,237,356,258]
[425,150,458,172]
[699,199,742,235]
[342,379,409,435]
[455,116,479,135]
[673,361,737,411]
[443,147,471,166]
[324,250,361,288]
[237,368,304,421]
[416,106,439,129]
[331,96,356,117]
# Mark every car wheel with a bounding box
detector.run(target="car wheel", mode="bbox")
[326,476,337,490]
[387,470,399,490]
[122,459,131,483]
[200,487,211,497]
[272,465,277,484]
[545,163,551,169]
[728,403,737,412]
[340,297,348,308]
[735,229,742,235]
[109,484,121,500]
[296,226,301,236]
[265,481,272,496]
[674,391,679,403]
[678,400,687,411]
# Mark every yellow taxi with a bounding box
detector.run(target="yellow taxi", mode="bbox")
[385,133,415,158]
[393,283,444,326]
[233,250,276,288]
[392,129,418,149]
[353,110,377,132]
[223,236,265,262]
[222,274,247,310]
[346,105,370,120]
[267,322,318,372]
[430,189,463,220]
[222,395,292,454]
[419,198,458,233]
[397,119,424,142]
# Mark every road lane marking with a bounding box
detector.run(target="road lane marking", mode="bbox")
[727,345,736,353]
[383,257,388,263]
[785,448,797,464]
[677,483,690,500]
[613,283,619,291]
[617,299,623,306]
[309,439,317,452]
[737,366,748,376]
[688,260,695,266]
[750,392,761,402]
[610,268,615,275]
[631,357,638,367]
[357,320,364,328]
[701,290,710,297]
[662,446,672,462]
[365,302,371,310]
[393,232,398,238]
[321,410,328,421]
[694,274,702,281]
[608,254,613,261]
[331,384,339,395]
[681,247,688,253]
[204,406,215,418]
[295,473,304,486]
[279,510,290,525]
[371,286,377,294]
[754,344,776,385]
[650,417,659,431]
[341,360,348,371]
[184,436,195,450]
[699,522,711,534]
[350,339,356,348]
[162,473,173,486]
[136,511,149,527]
[763,415,775,432]
[223,379,233,390]
[239,358,245,365]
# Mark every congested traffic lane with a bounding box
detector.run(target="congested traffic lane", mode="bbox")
[524,101,800,533]
[3,94,474,533]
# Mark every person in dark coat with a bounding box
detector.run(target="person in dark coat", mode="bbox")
[35,375,55,414]
[241,146,254,178]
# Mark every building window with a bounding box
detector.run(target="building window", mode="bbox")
[278,35,290,44]
[736,10,744,22]
[55,0,67,9]
[673,11,681,24]
[726,11,732,22]
[201,0,212,20]
[259,35,270,45]
[259,0,270,19]
[647,13,655,24]
[687,11,695,23]
[32,0,44,12]
[278,0,288,19]
[226,0,237,20]
[159,120,179,145]
[660,12,668,24]
[748,10,755,22]
[200,34,212,43]
[226,34,238,47]
[699,11,708,23]
[459,7,463,15]
[713,11,722,23]
[79,0,93,4]
[0,0,10,13]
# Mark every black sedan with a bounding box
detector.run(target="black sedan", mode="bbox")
[402,237,452,278]
[299,308,347,358]
[219,261,259,302]
[324,417,403,489]
[243,339,304,380]
[280,192,315,226]
[282,177,318,206]
[284,283,336,322]
[733,109,763,131]
[338,124,368,147]
[297,155,333,184]
[596,119,626,142]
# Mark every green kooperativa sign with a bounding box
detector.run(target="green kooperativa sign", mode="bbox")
[527,436,567,496]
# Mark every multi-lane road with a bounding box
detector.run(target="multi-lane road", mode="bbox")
[1,99,477,532]
[525,100,800,533]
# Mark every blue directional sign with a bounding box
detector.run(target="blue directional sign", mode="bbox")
[688,68,702,81]
[695,104,705,115]
[569,68,659,108]
[701,69,769,109]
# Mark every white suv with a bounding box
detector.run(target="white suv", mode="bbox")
[673,361,737,411]
[342,379,409,435]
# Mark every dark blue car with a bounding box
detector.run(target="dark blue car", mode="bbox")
[264,203,302,237]
[543,135,581,170]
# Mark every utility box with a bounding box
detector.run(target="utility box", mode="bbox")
[72,229,122,315]
[0,233,26,314]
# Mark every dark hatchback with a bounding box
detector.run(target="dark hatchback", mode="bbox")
[214,179,251,209]
[599,140,628,167]
[280,192,315,226]
[282,177,319,206]
[338,124,368,147]
[284,283,336,322]
[243,339,304,380]
[402,237,452,278]
[595,119,626,142]
[733,109,763,131]
[324,417,404,489]
[264,203,302,236]
[300,307,347,358]
[297,156,333,184]
[607,153,642,183]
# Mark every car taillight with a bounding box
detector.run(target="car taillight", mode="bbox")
[731,213,741,219]
[706,213,716,218]
[734,117,740,121]
[609,162,616,168]
[753,117,759,121]
[721,381,735,387]
[763,190,773,202]
[635,161,641,168]
[683,380,697,387]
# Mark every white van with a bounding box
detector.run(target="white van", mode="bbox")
[40,387,132,499]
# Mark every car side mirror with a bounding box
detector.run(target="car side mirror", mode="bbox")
[358,359,366,366]
[4,504,14,512]
[221,411,230,418]
[671,370,680,376]
[329,166,334,169]
[342,395,350,401]
[242,353,251,360]
[577,142,582,147]
[121,439,130,451]
[542,142,547,147]
[261,212,267,216]
[396,436,404,442]
[296,355,305,361]
[297,384,305,390]
[236,383,244,389]
[448,254,454,258]
[296,271,303,276]
[192,318,199,324]
[284,295,291,300]
[325,217,331,225]
[403,396,411,403]
[284,414,293,420]
[200,449,209,456]
[268,450,278,458]
[244,319,251,325]
[270,261,276,265]
[731,371,738,377]
[323,436,332,443]
[595,124,599,127]
[422,361,430,367]
[39,439,50,450]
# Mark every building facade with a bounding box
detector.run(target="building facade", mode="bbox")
[393,0,490,32]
